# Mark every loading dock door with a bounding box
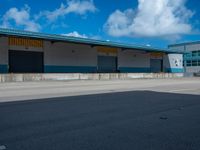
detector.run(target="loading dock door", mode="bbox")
[150,59,163,73]
[98,56,117,73]
[9,50,43,73]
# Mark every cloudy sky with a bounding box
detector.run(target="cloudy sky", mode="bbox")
[1,0,200,48]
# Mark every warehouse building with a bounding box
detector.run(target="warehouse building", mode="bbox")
[169,41,200,74]
[0,28,183,74]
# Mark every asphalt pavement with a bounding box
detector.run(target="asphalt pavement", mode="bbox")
[0,90,200,150]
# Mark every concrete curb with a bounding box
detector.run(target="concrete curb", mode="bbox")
[0,73,184,83]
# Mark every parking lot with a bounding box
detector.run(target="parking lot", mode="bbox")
[0,78,200,150]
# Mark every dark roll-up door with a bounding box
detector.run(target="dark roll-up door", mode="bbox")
[98,56,117,73]
[150,59,163,73]
[9,50,44,73]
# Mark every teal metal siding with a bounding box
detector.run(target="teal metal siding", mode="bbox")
[119,67,151,73]
[0,64,8,73]
[165,68,184,73]
[44,65,97,73]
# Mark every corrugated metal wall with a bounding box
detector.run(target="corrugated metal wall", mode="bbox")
[9,37,43,48]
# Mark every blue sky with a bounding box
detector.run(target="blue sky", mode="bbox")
[1,0,200,48]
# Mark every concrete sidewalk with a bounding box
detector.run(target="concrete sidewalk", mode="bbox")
[0,78,199,103]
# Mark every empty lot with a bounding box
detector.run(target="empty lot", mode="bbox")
[0,78,200,150]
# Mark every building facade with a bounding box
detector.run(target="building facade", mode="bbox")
[0,28,183,74]
[169,42,200,74]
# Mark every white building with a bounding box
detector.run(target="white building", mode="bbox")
[169,42,200,74]
[0,28,183,74]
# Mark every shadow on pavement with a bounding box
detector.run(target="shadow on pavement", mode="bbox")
[0,91,200,150]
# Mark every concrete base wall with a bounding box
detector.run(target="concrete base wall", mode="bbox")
[0,73,184,83]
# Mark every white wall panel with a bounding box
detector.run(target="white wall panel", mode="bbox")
[44,41,97,66]
[9,46,43,52]
[118,50,150,68]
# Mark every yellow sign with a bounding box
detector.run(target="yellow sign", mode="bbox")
[97,46,118,54]
[9,37,43,48]
[150,52,164,58]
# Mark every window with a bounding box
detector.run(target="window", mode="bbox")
[198,50,200,56]
[192,51,198,57]
[184,52,192,58]
[192,60,198,66]
[186,60,192,66]
[185,50,200,67]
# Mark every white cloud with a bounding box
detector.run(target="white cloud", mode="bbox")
[37,0,97,22]
[62,31,102,40]
[1,5,41,32]
[105,0,194,37]
[62,31,88,38]
[0,0,97,31]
